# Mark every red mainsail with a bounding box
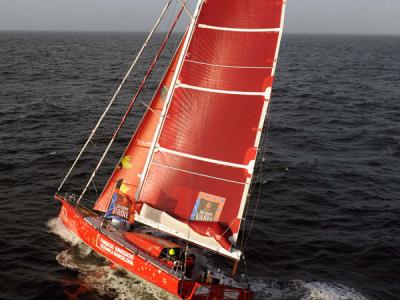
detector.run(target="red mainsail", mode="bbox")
[95,0,286,260]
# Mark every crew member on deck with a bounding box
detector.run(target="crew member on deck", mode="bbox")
[168,248,177,260]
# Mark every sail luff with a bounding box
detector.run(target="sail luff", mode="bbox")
[135,0,205,202]
[235,0,288,240]
[272,0,287,78]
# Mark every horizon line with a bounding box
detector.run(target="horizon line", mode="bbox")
[0,29,399,37]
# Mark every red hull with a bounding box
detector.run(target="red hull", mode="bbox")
[56,196,252,299]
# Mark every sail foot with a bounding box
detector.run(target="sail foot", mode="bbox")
[135,203,242,260]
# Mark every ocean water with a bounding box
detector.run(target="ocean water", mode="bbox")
[0,32,399,300]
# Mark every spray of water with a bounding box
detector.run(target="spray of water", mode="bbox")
[250,278,369,300]
[48,217,175,300]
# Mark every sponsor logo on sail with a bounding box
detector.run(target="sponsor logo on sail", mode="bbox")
[190,192,225,222]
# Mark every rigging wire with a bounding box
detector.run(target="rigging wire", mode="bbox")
[138,0,177,112]
[77,3,186,205]
[240,101,273,251]
[91,1,188,211]
[236,101,272,281]
[178,0,194,19]
[56,0,173,193]
[92,180,99,198]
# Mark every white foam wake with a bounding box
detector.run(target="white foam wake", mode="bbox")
[250,278,369,300]
[48,217,176,300]
[303,282,368,300]
[47,217,80,246]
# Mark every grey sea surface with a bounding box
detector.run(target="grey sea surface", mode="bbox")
[0,32,399,300]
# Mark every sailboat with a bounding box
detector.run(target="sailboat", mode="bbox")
[55,0,286,299]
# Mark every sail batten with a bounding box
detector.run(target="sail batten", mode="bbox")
[185,59,274,70]
[158,146,253,171]
[176,82,269,97]
[198,24,282,33]
[152,162,248,186]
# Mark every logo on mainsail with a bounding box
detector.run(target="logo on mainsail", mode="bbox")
[190,192,225,222]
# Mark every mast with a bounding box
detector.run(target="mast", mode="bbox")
[135,0,204,201]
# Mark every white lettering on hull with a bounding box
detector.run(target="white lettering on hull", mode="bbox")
[96,235,134,266]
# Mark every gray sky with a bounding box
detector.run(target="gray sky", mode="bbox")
[0,0,399,35]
